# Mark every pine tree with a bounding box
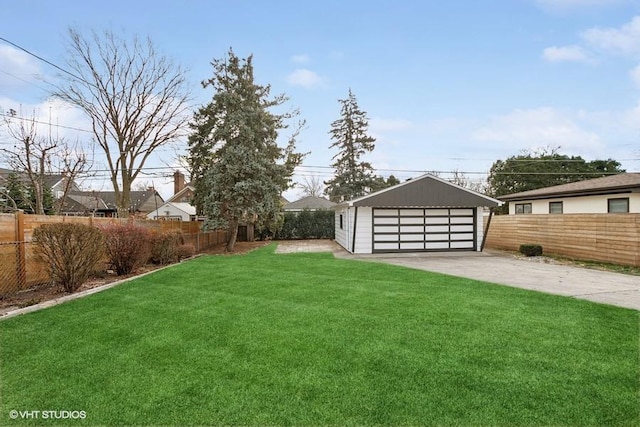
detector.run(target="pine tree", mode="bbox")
[324,89,377,202]
[188,49,305,251]
[5,172,31,212]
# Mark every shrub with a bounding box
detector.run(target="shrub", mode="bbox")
[520,244,543,257]
[33,223,104,292]
[176,244,196,260]
[149,232,184,265]
[274,209,335,240]
[100,222,152,275]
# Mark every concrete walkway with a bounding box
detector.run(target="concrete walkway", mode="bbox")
[276,240,640,310]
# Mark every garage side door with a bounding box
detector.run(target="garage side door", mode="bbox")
[372,208,476,252]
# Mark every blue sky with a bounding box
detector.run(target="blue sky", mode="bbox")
[1,0,639,200]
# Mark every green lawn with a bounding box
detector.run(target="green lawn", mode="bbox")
[1,244,638,426]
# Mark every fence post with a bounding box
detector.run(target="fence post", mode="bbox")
[15,211,26,289]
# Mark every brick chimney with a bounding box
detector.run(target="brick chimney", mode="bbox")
[173,171,185,195]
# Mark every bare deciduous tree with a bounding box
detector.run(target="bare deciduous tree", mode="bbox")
[52,28,190,217]
[298,174,325,197]
[1,110,92,215]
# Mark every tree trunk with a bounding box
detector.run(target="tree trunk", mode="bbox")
[226,218,239,252]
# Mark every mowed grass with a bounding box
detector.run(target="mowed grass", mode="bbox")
[1,245,638,426]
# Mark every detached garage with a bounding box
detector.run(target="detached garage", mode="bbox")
[334,174,502,254]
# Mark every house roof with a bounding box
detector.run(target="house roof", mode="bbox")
[499,173,640,201]
[0,168,67,189]
[66,190,163,211]
[340,174,502,208]
[283,195,336,210]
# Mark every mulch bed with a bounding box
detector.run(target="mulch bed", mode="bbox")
[0,241,270,316]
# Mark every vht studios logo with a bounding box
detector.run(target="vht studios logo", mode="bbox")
[9,410,87,420]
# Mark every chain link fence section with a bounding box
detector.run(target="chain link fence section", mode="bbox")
[0,241,51,297]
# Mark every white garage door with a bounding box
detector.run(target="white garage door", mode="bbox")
[372,208,476,252]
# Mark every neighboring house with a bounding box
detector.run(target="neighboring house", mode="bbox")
[283,195,336,212]
[147,171,199,222]
[0,168,81,198]
[167,171,195,204]
[335,174,501,254]
[500,173,640,215]
[58,189,164,217]
[147,202,197,221]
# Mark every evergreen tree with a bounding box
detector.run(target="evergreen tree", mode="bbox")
[488,147,624,213]
[188,49,305,251]
[324,89,377,202]
[5,172,31,212]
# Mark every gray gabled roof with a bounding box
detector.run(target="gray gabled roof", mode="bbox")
[500,173,640,201]
[283,195,336,210]
[340,174,501,208]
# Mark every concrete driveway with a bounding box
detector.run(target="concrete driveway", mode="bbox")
[276,240,640,310]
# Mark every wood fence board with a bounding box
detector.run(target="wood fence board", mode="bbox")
[0,213,228,296]
[485,213,640,267]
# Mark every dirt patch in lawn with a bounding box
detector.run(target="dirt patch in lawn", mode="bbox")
[0,241,270,316]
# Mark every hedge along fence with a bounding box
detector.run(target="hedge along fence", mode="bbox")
[484,213,640,267]
[0,212,227,296]
[274,210,335,240]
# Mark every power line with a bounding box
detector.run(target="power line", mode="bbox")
[0,111,93,134]
[0,36,95,88]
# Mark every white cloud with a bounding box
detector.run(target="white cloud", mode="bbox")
[542,45,591,62]
[290,54,310,64]
[472,107,603,153]
[286,68,323,88]
[581,16,640,57]
[0,44,41,90]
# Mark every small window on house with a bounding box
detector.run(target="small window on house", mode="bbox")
[608,198,629,213]
[515,203,532,215]
[339,214,344,229]
[549,201,563,214]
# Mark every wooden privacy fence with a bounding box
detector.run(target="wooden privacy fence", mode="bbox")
[0,212,227,296]
[484,213,640,267]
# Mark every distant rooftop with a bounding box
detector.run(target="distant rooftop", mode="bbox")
[283,195,336,211]
[500,173,640,201]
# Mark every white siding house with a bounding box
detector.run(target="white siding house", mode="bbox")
[335,174,501,254]
[501,173,640,215]
[147,202,196,221]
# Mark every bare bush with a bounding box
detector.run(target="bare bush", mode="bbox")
[33,223,104,292]
[100,223,152,275]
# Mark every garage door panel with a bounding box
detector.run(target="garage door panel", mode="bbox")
[374,225,398,233]
[375,209,398,217]
[451,241,474,249]
[450,216,474,224]
[425,225,449,232]
[374,242,399,250]
[425,209,449,216]
[425,234,449,241]
[372,207,476,253]
[400,225,424,233]
[451,224,474,233]
[426,242,449,249]
[375,217,399,225]
[425,217,449,225]
[399,209,423,216]
[450,208,474,216]
[400,216,424,224]
[400,242,425,250]
[400,234,425,242]
[450,233,474,241]
[376,234,399,241]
